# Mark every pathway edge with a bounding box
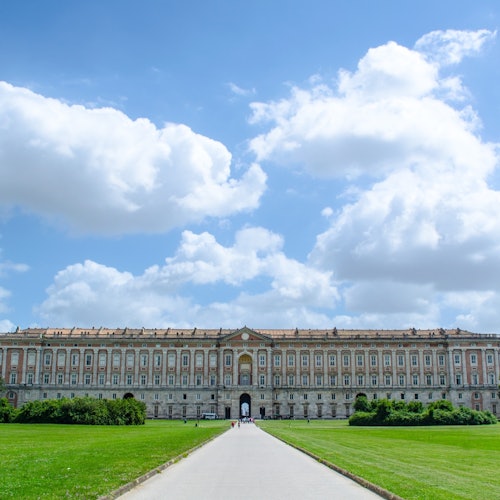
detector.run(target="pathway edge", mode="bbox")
[258,427,404,500]
[99,428,230,500]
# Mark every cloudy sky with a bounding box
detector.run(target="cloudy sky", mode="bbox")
[1,1,500,333]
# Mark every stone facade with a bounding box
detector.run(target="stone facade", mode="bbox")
[1,326,499,419]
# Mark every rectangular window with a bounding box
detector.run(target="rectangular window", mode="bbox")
[426,374,432,386]
[425,355,431,366]
[411,355,418,366]
[44,353,52,366]
[85,354,92,366]
[316,374,323,386]
[154,374,161,385]
[412,374,419,385]
[168,353,176,367]
[112,353,120,367]
[356,354,364,367]
[210,374,216,386]
[141,354,148,367]
[259,354,266,367]
[454,354,461,365]
[329,354,336,367]
[126,374,133,385]
[27,373,34,384]
[438,354,445,366]
[287,354,295,367]
[329,375,337,386]
[71,373,78,385]
[196,353,203,367]
[57,352,66,367]
[224,354,231,366]
[259,374,265,385]
[168,374,175,385]
[99,352,106,367]
[183,354,189,367]
[196,374,202,386]
[98,374,105,385]
[140,374,147,385]
[84,374,91,385]
[209,353,217,367]
[274,355,281,367]
[385,375,392,386]
[288,374,295,385]
[43,373,50,384]
[10,373,17,384]
[343,355,350,367]
[224,374,231,385]
[301,354,309,367]
[456,373,462,385]
[274,375,281,385]
[384,354,391,366]
[371,375,377,386]
[470,353,477,365]
[126,353,134,367]
[182,374,189,385]
[487,354,493,364]
[357,375,364,386]
[343,375,350,386]
[398,355,404,367]
[155,354,162,367]
[439,374,446,385]
[112,374,119,385]
[399,375,405,386]
[370,355,377,366]
[302,374,309,386]
[316,354,323,367]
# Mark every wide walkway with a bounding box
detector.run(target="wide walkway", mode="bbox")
[119,422,383,500]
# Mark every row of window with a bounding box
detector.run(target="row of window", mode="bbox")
[10,371,496,387]
[2,350,498,369]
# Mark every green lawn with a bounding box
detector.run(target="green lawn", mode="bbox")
[0,420,228,499]
[258,420,500,500]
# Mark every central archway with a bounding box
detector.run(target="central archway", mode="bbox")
[239,393,251,418]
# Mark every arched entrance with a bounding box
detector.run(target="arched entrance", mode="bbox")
[240,393,251,418]
[238,354,252,385]
[123,393,135,399]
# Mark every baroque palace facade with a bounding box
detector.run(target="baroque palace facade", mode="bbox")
[1,326,499,419]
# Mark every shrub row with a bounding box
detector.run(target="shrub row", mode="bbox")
[349,397,497,426]
[0,396,146,425]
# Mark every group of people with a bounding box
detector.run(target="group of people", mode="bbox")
[231,417,254,428]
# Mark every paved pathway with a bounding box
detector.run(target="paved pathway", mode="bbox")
[119,423,383,500]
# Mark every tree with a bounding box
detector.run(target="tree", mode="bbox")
[353,395,371,413]
[0,376,5,395]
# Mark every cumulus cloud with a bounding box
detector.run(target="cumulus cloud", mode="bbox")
[0,82,266,234]
[248,29,500,331]
[37,227,339,328]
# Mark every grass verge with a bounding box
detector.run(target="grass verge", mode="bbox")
[258,420,499,500]
[0,420,228,499]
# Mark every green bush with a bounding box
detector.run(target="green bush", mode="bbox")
[349,398,497,427]
[14,397,146,425]
[0,397,18,423]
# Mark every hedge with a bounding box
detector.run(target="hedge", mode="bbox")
[349,397,497,426]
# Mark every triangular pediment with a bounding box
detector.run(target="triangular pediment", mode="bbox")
[221,326,272,343]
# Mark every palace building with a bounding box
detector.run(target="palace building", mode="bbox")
[1,326,499,419]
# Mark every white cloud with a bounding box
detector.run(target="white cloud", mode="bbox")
[0,81,266,234]
[249,35,497,180]
[415,29,496,66]
[248,29,500,332]
[37,227,339,328]
[227,82,256,97]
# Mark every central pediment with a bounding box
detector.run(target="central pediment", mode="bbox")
[221,326,272,344]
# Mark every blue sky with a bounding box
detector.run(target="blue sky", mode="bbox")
[1,1,500,332]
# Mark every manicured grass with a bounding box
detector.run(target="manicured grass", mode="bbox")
[0,420,228,499]
[258,420,500,500]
